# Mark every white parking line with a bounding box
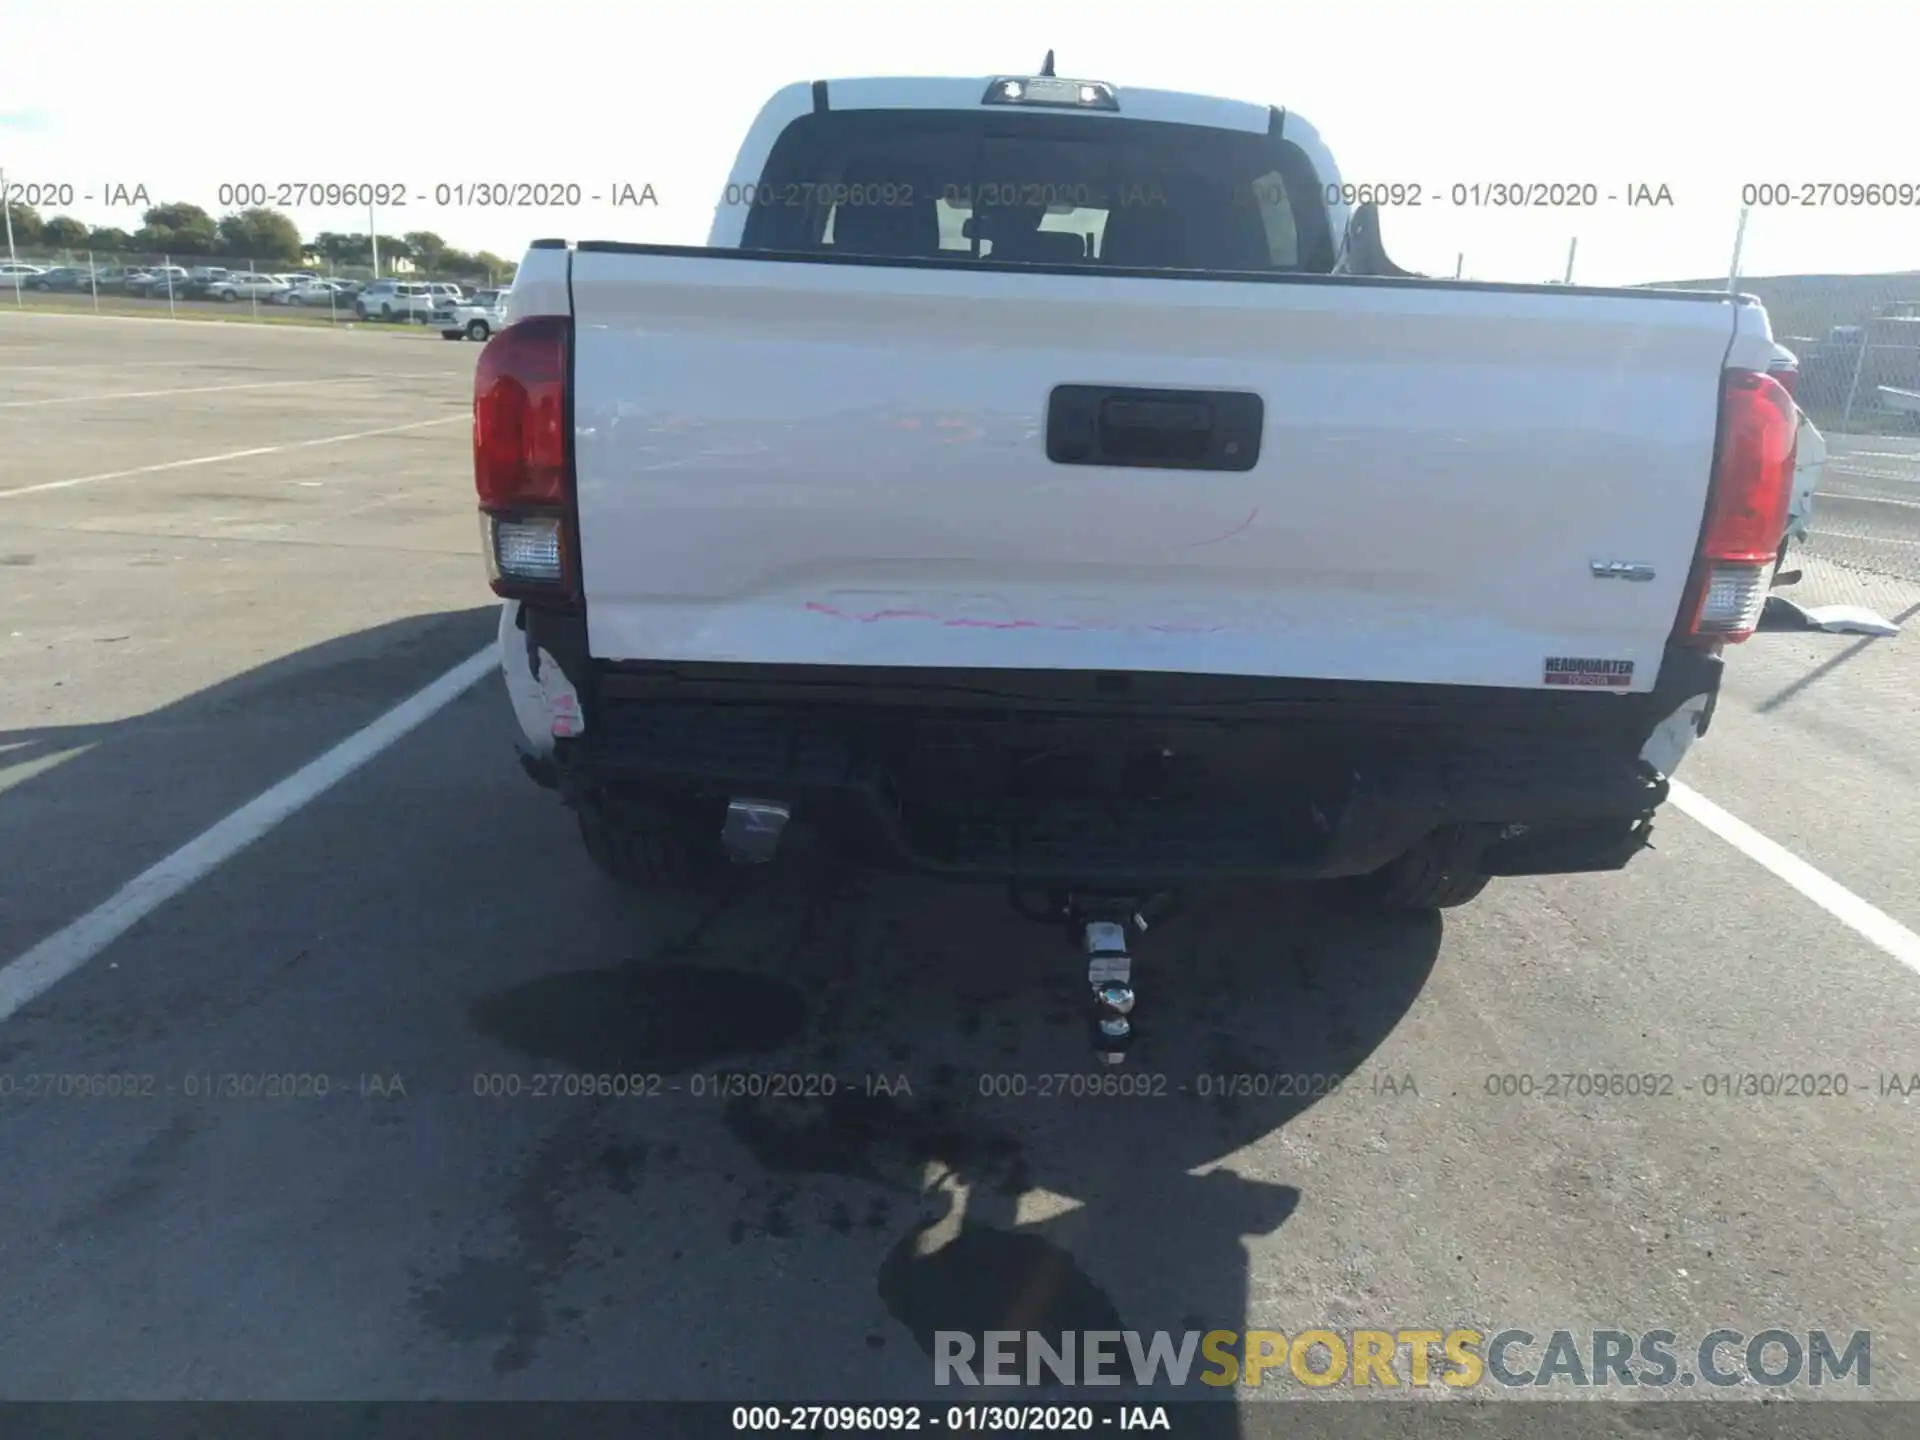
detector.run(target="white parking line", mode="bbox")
[0,415,466,500]
[1669,781,1920,978]
[0,360,201,372]
[0,375,442,408]
[0,646,496,1024]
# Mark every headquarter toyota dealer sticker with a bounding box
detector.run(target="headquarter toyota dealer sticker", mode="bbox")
[1543,656,1636,687]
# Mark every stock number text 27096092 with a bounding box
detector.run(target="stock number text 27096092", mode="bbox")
[1741,182,1920,207]
[216,182,410,208]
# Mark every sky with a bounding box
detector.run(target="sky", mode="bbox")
[1,0,1914,285]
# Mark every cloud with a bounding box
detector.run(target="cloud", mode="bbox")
[0,109,50,131]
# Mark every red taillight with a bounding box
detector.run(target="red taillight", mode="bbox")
[1768,363,1798,402]
[1677,369,1798,645]
[474,315,574,601]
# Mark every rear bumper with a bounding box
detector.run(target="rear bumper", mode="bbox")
[567,697,1668,885]
[511,606,1718,888]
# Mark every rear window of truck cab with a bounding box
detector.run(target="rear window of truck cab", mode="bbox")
[739,109,1335,274]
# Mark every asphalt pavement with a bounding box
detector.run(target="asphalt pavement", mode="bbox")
[1,311,1917,1424]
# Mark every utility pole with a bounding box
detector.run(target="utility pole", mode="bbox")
[2,168,19,309]
[1728,206,1749,292]
[1840,327,1872,434]
[369,199,380,278]
[1563,237,1578,284]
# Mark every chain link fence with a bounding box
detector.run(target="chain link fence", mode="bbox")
[1,247,513,325]
[1600,210,1920,592]
[1737,270,1920,590]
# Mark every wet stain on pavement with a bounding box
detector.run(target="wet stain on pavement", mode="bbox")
[402,877,1433,1395]
[51,1112,207,1240]
[420,952,812,1371]
[723,1089,1023,1193]
[596,1142,648,1195]
[878,1221,1125,1367]
[413,1112,633,1375]
[470,964,806,1074]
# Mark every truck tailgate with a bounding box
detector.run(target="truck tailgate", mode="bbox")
[568,250,1738,693]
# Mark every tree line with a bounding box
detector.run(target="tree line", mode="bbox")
[4,199,512,278]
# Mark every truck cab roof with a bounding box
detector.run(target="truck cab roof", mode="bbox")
[707,72,1350,263]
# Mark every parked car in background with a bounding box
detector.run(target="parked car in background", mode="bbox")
[0,262,47,289]
[354,280,435,320]
[180,267,233,298]
[92,266,141,291]
[434,287,508,340]
[22,266,93,291]
[205,273,291,303]
[283,278,346,306]
[127,266,191,296]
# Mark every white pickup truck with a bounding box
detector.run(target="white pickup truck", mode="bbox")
[434,288,508,341]
[473,67,1798,1046]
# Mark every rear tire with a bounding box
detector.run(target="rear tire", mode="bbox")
[574,788,728,893]
[1371,826,1492,910]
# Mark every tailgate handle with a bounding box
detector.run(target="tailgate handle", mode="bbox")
[1047,386,1262,471]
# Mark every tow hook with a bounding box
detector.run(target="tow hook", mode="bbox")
[1084,920,1136,1063]
[721,797,792,863]
[1009,887,1180,1063]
